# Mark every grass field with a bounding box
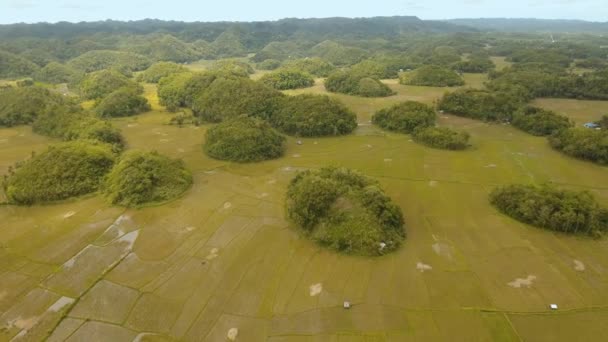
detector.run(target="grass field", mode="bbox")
[1,71,608,341]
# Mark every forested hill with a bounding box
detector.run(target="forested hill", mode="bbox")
[0,16,474,41]
[446,18,608,33]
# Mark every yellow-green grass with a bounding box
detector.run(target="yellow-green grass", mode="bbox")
[1,75,608,341]
[490,56,512,71]
[533,98,608,125]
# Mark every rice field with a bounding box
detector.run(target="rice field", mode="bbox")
[1,73,607,341]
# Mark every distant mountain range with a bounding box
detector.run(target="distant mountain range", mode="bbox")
[446,18,608,33]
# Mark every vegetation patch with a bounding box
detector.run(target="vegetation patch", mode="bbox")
[137,62,189,83]
[33,62,80,84]
[490,184,608,236]
[259,69,314,90]
[209,59,254,76]
[412,126,470,150]
[204,115,285,162]
[511,106,573,136]
[0,86,70,127]
[95,87,150,118]
[282,57,336,77]
[67,50,151,73]
[286,167,405,255]
[437,88,526,122]
[256,59,281,70]
[77,69,141,100]
[325,70,394,97]
[549,128,608,165]
[399,65,464,87]
[192,76,283,122]
[3,141,116,205]
[272,94,357,137]
[372,101,436,133]
[103,150,192,207]
[0,50,39,79]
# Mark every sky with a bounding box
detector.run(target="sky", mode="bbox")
[0,0,606,24]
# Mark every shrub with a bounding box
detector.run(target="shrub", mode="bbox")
[372,101,436,133]
[259,69,314,90]
[204,116,285,162]
[272,94,357,137]
[257,59,282,70]
[310,40,368,66]
[400,65,464,87]
[0,86,69,127]
[95,87,150,118]
[412,126,470,150]
[103,150,192,207]
[286,167,405,256]
[437,88,527,122]
[78,69,140,100]
[549,128,608,165]
[3,141,116,205]
[325,70,394,97]
[0,50,39,79]
[67,50,151,73]
[490,184,608,236]
[33,62,79,84]
[137,62,189,83]
[511,106,573,136]
[282,57,336,77]
[191,77,284,122]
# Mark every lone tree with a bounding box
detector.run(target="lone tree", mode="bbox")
[204,115,286,162]
[286,167,406,256]
[400,65,465,87]
[103,150,192,207]
[3,141,116,205]
[271,94,358,137]
[372,101,436,133]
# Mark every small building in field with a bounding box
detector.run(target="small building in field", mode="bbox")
[583,122,600,129]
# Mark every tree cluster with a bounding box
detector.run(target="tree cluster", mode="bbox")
[103,150,192,207]
[204,115,285,162]
[325,70,394,97]
[95,87,150,118]
[549,128,608,165]
[412,126,470,150]
[490,184,608,236]
[511,106,573,136]
[259,69,314,90]
[3,141,116,205]
[399,65,465,87]
[286,167,405,256]
[137,62,189,83]
[372,101,436,133]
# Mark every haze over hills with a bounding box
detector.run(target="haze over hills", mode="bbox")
[447,18,608,33]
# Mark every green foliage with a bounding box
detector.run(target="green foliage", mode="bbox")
[399,65,464,87]
[451,56,495,73]
[490,184,608,236]
[596,115,608,129]
[272,94,357,137]
[3,141,115,205]
[157,72,194,111]
[575,58,607,70]
[127,34,202,63]
[286,167,405,256]
[204,115,285,162]
[0,50,39,79]
[33,62,80,84]
[192,76,284,122]
[256,59,281,70]
[437,88,527,122]
[372,101,436,133]
[282,57,336,77]
[103,150,192,207]
[259,69,314,90]
[251,41,309,62]
[67,50,151,73]
[0,86,68,126]
[95,87,150,118]
[78,69,140,100]
[508,49,572,68]
[310,40,368,66]
[209,30,247,58]
[412,126,470,150]
[350,59,394,79]
[169,112,198,127]
[549,128,608,165]
[511,106,573,136]
[209,59,254,76]
[325,70,394,97]
[32,106,125,150]
[137,62,189,83]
